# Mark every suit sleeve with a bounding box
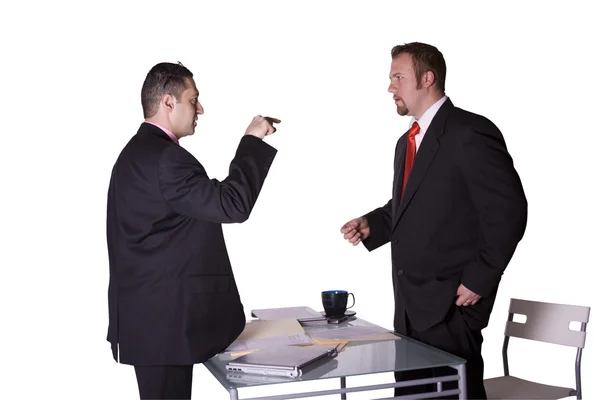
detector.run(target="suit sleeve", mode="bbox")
[158,135,277,223]
[458,118,528,297]
[361,200,393,251]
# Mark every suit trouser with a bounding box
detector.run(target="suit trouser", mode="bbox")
[395,305,486,399]
[134,365,194,400]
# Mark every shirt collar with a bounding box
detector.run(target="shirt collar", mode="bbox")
[145,121,179,145]
[409,95,448,135]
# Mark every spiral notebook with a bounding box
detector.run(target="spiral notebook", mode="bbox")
[225,344,339,378]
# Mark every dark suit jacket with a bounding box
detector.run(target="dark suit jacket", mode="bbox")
[363,98,527,333]
[106,122,277,366]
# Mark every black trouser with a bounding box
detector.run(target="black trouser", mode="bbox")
[395,306,486,399]
[134,365,194,400]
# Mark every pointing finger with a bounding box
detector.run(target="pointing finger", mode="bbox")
[265,117,281,124]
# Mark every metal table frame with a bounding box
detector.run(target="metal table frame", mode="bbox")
[226,365,466,400]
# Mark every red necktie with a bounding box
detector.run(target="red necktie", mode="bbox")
[402,122,420,196]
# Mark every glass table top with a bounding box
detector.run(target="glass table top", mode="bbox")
[204,317,465,390]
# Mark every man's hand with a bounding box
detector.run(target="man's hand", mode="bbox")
[340,217,370,246]
[245,115,281,139]
[455,283,481,306]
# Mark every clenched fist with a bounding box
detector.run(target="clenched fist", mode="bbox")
[340,217,370,246]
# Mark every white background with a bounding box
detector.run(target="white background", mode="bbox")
[2,1,598,399]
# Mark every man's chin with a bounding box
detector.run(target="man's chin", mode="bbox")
[396,107,408,116]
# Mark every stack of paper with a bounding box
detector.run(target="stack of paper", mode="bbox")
[307,323,401,345]
[251,306,327,324]
[224,318,313,354]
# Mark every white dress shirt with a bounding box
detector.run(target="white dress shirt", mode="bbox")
[410,95,448,152]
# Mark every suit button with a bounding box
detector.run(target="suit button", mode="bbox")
[392,239,398,244]
[398,270,403,275]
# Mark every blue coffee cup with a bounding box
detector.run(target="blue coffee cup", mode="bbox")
[321,290,355,317]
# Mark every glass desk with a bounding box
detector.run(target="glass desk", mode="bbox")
[204,317,466,399]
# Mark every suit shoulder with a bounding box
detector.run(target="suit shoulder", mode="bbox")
[449,106,495,125]
[110,129,177,178]
[448,106,502,137]
[158,141,202,167]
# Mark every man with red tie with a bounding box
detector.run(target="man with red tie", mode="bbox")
[340,42,527,399]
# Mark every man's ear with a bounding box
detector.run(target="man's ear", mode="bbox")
[161,94,175,112]
[422,71,435,89]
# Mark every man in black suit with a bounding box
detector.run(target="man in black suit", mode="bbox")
[106,62,280,399]
[340,43,527,399]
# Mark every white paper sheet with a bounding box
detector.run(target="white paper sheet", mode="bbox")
[251,306,326,321]
[223,318,313,352]
[307,324,391,341]
[224,333,313,352]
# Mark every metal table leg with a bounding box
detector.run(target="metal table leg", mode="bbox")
[230,388,239,400]
[453,363,467,400]
[340,377,347,400]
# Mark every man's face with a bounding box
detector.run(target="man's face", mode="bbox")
[387,53,423,117]
[170,77,204,137]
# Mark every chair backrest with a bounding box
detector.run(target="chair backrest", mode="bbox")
[505,298,590,348]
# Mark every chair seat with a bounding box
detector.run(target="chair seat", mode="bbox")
[484,375,575,399]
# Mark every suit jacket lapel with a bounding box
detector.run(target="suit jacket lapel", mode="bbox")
[392,134,407,224]
[392,99,454,231]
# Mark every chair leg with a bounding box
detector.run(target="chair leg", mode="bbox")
[575,330,585,400]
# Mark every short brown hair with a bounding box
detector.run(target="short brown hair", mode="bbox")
[391,42,446,93]
[141,62,193,118]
